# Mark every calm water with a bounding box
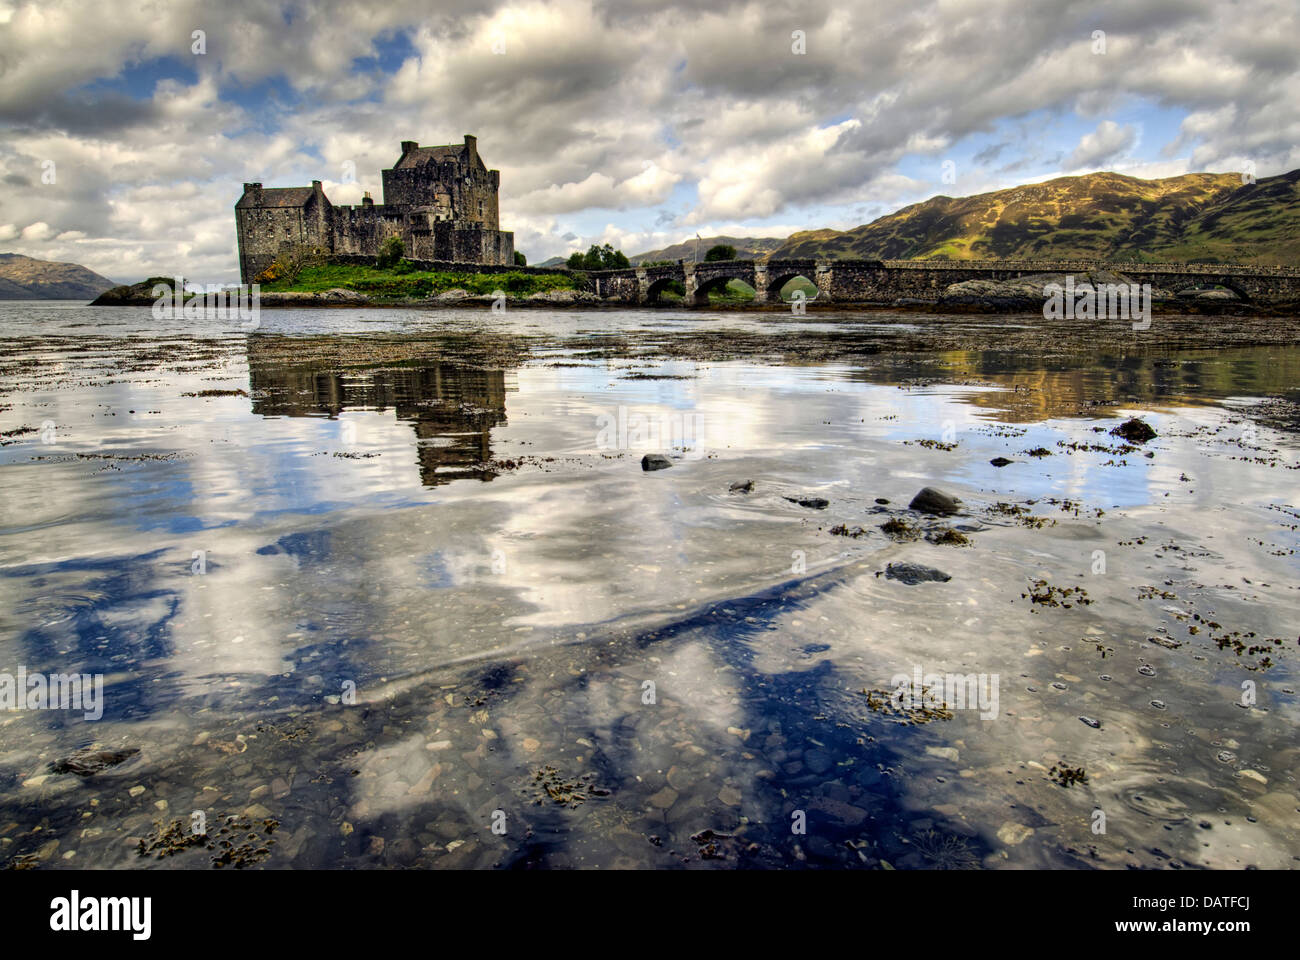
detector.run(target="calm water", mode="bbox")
[0,301,1297,869]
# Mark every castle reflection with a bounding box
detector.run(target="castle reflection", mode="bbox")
[247,335,508,486]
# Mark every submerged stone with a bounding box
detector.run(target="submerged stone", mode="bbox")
[49,747,139,777]
[785,496,829,509]
[884,561,952,585]
[641,454,673,471]
[908,486,962,515]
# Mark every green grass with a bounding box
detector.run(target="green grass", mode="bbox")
[260,262,581,299]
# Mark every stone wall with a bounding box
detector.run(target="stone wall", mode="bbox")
[327,254,560,276]
[581,258,1300,305]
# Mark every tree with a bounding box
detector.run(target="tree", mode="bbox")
[567,244,629,270]
[704,244,736,262]
[257,243,328,284]
[377,235,405,269]
[514,250,527,266]
[598,244,631,269]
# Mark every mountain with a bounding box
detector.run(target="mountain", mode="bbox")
[629,235,786,265]
[0,253,120,299]
[771,170,1300,265]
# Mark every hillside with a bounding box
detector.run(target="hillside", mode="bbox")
[0,253,119,299]
[628,235,786,265]
[771,170,1299,265]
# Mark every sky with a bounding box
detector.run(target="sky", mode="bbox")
[0,0,1297,284]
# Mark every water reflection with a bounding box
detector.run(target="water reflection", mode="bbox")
[247,335,508,486]
[0,307,1297,871]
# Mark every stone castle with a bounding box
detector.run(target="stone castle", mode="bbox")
[235,135,514,284]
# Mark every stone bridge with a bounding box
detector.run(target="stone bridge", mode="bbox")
[583,259,1300,305]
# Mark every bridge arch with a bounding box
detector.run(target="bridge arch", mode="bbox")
[1161,276,1252,302]
[766,271,822,302]
[645,275,686,304]
[691,273,753,304]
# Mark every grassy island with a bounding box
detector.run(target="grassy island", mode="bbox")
[256,261,583,300]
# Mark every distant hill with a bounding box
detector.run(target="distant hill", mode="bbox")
[628,236,786,265]
[771,170,1300,265]
[0,253,119,299]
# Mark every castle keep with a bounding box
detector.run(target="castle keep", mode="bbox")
[235,135,514,283]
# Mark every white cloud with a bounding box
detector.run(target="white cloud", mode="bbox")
[1,0,1297,279]
[1066,120,1138,170]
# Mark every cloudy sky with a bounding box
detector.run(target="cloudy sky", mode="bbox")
[1,0,1297,283]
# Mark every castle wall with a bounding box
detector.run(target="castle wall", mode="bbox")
[429,222,513,265]
[327,204,405,257]
[236,199,327,284]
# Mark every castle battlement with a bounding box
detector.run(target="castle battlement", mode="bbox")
[234,135,514,283]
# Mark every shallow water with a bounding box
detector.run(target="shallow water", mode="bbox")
[0,301,1297,869]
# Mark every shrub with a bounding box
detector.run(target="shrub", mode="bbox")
[704,244,736,261]
[514,251,527,266]
[377,235,405,269]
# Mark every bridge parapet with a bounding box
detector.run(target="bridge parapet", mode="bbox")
[579,257,1300,305]
[880,259,1300,277]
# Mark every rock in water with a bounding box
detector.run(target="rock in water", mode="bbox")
[884,562,952,585]
[1111,418,1157,443]
[641,454,673,471]
[729,480,755,493]
[908,486,962,515]
[49,747,139,777]
[784,496,829,509]
[989,457,1013,467]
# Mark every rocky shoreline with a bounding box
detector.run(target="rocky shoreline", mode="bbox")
[91,268,1288,313]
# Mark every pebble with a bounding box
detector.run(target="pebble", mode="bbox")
[649,787,678,809]
[804,750,832,774]
[996,822,1034,845]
